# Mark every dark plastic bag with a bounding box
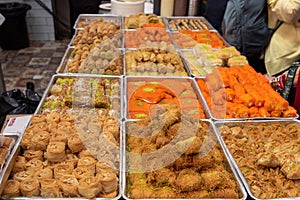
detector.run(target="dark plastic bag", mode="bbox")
[0,82,41,128]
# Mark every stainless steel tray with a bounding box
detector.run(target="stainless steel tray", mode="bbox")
[124,48,191,77]
[35,74,123,120]
[124,76,211,120]
[122,119,247,199]
[56,46,125,76]
[0,134,21,196]
[214,119,300,200]
[194,77,299,121]
[0,122,123,200]
[164,16,216,32]
[73,14,122,30]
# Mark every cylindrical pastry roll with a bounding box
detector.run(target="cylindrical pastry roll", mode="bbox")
[44,141,66,162]
[32,122,48,132]
[78,175,102,199]
[66,153,79,168]
[46,112,60,123]
[13,171,34,182]
[46,121,58,133]
[19,178,40,197]
[40,179,62,198]
[78,150,94,158]
[50,131,67,143]
[2,179,20,197]
[67,133,84,153]
[30,131,50,151]
[99,191,117,198]
[98,169,118,193]
[34,167,53,180]
[20,131,33,149]
[24,158,43,172]
[60,113,74,123]
[96,159,117,174]
[23,150,43,161]
[12,156,26,173]
[30,114,46,124]
[73,166,93,180]
[77,156,96,175]
[54,162,74,179]
[58,174,79,197]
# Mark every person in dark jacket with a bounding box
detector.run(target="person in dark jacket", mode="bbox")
[204,0,228,34]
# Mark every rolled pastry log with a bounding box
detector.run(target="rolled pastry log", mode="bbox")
[78,174,102,199]
[24,158,43,172]
[12,156,26,174]
[58,174,79,197]
[34,167,53,180]
[40,178,62,198]
[73,166,94,180]
[98,169,118,193]
[20,178,40,197]
[67,133,84,153]
[44,141,66,162]
[13,171,34,182]
[77,156,96,175]
[2,179,20,197]
[54,162,74,179]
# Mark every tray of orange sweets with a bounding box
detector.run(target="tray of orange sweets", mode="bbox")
[195,65,298,120]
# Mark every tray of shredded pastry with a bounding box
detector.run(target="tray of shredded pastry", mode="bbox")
[215,119,300,200]
[1,112,122,199]
[123,104,247,200]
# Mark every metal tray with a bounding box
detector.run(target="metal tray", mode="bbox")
[73,14,122,30]
[214,119,300,200]
[122,119,247,199]
[35,74,123,120]
[194,77,299,121]
[56,46,125,76]
[0,122,123,200]
[164,16,216,32]
[170,30,229,50]
[124,48,191,77]
[124,76,211,120]
[0,134,21,196]
[123,15,166,30]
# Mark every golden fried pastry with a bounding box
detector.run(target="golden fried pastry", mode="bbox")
[78,174,102,198]
[46,112,60,123]
[29,131,50,151]
[175,168,202,192]
[78,150,94,158]
[2,179,20,197]
[96,159,117,174]
[13,171,34,182]
[54,162,74,179]
[20,178,40,197]
[12,156,26,173]
[40,179,62,198]
[78,156,96,175]
[58,174,79,197]
[30,114,46,124]
[67,133,84,153]
[65,153,79,168]
[98,191,117,198]
[50,131,67,143]
[60,113,74,123]
[44,141,66,162]
[73,166,93,180]
[24,158,43,172]
[23,150,43,161]
[0,136,15,150]
[34,167,53,180]
[98,169,118,193]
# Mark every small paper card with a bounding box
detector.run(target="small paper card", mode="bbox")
[3,115,32,135]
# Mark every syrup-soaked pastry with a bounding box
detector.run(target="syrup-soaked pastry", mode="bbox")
[99,191,117,198]
[29,131,50,151]
[50,131,67,143]
[60,113,74,123]
[67,133,84,153]
[2,179,20,197]
[32,122,48,132]
[58,174,79,197]
[54,162,74,179]
[23,150,43,161]
[12,156,26,173]
[0,148,8,165]
[96,159,117,174]
[65,153,79,168]
[44,141,66,162]
[20,130,33,149]
[78,150,94,158]
[24,158,43,171]
[46,121,58,133]
[19,178,40,197]
[97,169,118,193]
[77,156,96,175]
[46,112,60,123]
[13,171,34,182]
[0,136,15,151]
[40,179,62,198]
[73,166,94,180]
[78,174,102,199]
[34,167,53,180]
[30,114,46,124]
